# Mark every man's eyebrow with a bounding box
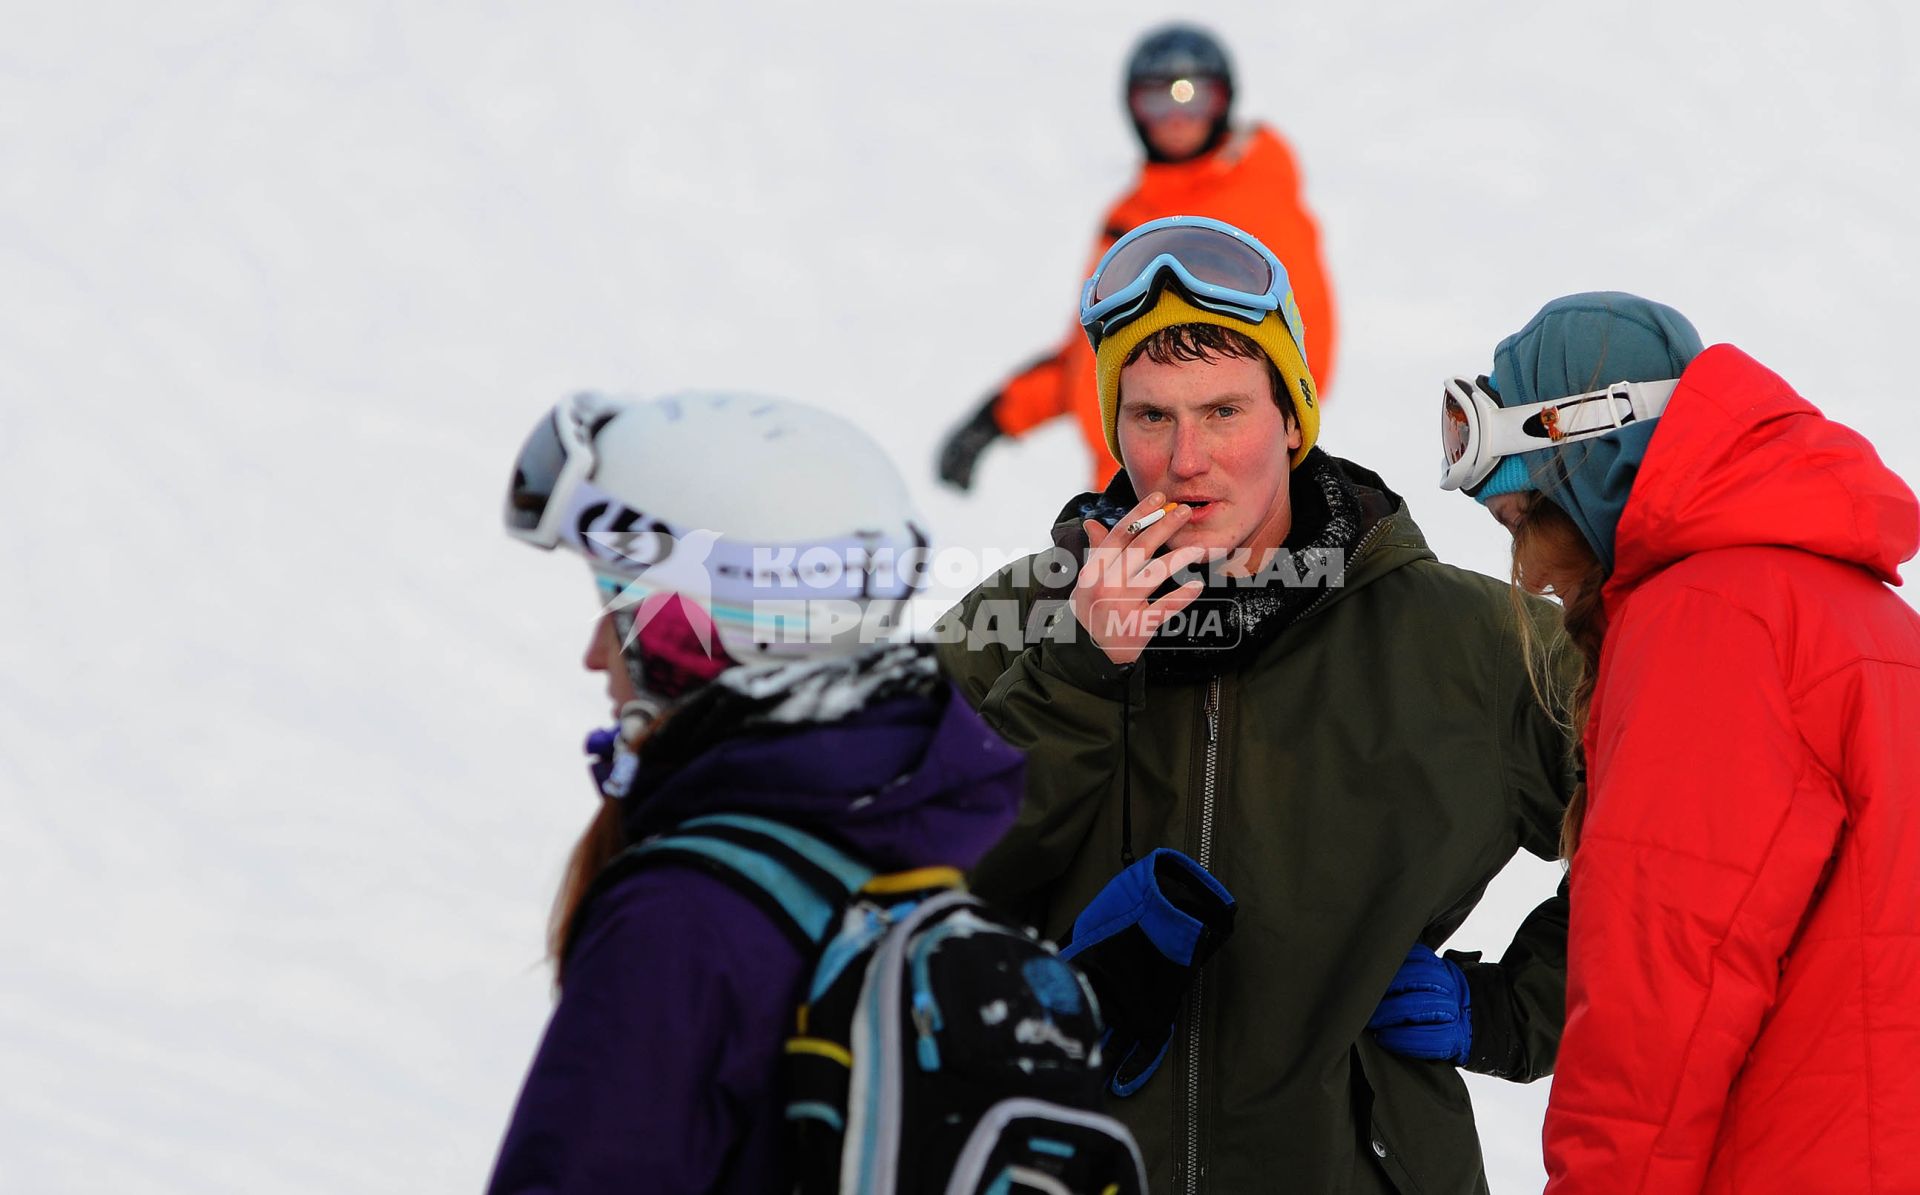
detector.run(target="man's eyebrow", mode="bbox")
[1121,391,1263,413]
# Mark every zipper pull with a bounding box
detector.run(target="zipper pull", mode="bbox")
[912,990,942,1072]
[1204,680,1220,743]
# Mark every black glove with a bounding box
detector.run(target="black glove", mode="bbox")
[1060,849,1236,1096]
[937,395,1005,491]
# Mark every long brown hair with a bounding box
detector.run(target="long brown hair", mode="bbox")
[548,797,628,984]
[1508,495,1609,859]
[547,710,678,985]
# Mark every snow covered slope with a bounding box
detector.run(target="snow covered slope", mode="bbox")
[2,2,1915,1190]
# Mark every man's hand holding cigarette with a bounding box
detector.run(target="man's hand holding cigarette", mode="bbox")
[1072,492,1209,666]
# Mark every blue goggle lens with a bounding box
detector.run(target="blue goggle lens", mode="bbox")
[1090,224,1274,306]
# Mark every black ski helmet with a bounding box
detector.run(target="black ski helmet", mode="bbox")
[1123,23,1236,163]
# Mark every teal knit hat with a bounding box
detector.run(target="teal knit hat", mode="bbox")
[1475,292,1704,571]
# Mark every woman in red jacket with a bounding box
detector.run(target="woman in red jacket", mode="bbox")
[938,23,1337,492]
[1440,292,1920,1193]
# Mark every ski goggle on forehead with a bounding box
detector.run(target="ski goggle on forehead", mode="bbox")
[505,391,620,549]
[1440,375,1679,493]
[1080,216,1305,354]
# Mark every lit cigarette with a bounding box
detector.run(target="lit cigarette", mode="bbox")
[1125,502,1179,534]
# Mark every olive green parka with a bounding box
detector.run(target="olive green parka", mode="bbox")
[936,459,1575,1194]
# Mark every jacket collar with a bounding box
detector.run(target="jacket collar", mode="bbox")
[1048,451,1431,675]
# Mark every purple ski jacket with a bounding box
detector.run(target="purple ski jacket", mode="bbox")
[486,655,1024,1195]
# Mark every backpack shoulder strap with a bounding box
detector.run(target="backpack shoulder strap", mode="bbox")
[567,815,875,960]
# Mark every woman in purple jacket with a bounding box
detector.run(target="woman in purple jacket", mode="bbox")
[486,392,1024,1194]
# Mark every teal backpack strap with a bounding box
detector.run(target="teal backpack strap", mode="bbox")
[565,817,875,960]
[678,814,873,892]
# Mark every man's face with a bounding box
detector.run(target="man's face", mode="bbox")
[1131,77,1224,159]
[1142,112,1213,159]
[1116,350,1300,567]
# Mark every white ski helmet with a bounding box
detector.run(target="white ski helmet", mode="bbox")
[506,392,929,667]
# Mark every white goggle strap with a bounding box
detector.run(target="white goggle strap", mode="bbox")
[1478,377,1678,465]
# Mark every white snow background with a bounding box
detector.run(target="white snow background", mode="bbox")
[4,2,1917,1191]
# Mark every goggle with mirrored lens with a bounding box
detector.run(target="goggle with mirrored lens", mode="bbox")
[1439,375,1679,493]
[1080,215,1303,354]
[1129,76,1227,122]
[505,391,619,548]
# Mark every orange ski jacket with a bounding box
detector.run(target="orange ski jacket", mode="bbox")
[992,124,1337,487]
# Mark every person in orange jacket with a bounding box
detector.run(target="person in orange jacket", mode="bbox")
[939,22,1338,492]
[1441,292,1920,1194]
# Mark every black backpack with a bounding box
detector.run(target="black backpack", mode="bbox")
[619,812,1148,1195]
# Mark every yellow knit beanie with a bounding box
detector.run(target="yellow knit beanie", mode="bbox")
[1095,289,1319,466]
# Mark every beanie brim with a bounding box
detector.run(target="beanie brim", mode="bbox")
[1469,451,1547,505]
[1094,290,1319,468]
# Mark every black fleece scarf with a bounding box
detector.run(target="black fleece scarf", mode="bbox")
[1054,448,1381,681]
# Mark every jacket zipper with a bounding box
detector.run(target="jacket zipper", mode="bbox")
[1198,677,1221,871]
[1184,675,1222,1195]
[1177,520,1385,1192]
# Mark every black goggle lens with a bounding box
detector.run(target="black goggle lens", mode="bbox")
[507,412,570,531]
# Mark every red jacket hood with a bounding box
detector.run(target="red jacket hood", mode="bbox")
[1606,344,1919,607]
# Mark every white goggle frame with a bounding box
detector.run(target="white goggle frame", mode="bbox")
[506,392,622,549]
[1440,376,1678,492]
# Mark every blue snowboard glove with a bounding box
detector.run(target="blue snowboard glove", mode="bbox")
[1060,849,1236,1096]
[1366,944,1472,1065]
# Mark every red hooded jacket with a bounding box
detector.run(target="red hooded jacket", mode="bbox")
[1544,345,1920,1193]
[991,124,1337,487]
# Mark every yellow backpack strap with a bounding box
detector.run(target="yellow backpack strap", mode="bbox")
[785,1036,853,1068]
[858,866,966,897]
